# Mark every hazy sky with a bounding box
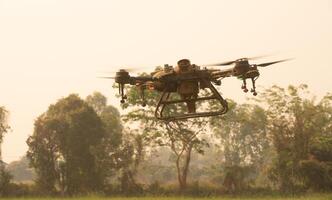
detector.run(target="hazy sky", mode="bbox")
[1,0,331,162]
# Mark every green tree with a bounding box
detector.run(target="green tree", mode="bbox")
[0,106,10,160]
[0,106,11,196]
[86,91,107,115]
[0,169,12,196]
[256,85,332,192]
[113,130,146,194]
[27,94,107,195]
[85,92,124,188]
[121,85,209,191]
[297,137,332,191]
[86,92,122,147]
[209,100,269,192]
[6,156,35,182]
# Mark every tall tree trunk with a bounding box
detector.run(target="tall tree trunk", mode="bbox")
[176,144,193,191]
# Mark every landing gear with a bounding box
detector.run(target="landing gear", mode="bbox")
[241,79,248,93]
[155,80,228,121]
[119,83,126,104]
[242,76,259,96]
[140,85,147,107]
[250,77,258,96]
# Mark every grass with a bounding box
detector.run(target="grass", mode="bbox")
[2,194,332,200]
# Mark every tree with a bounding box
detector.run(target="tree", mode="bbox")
[120,85,209,191]
[6,156,35,182]
[86,91,107,115]
[255,85,332,192]
[0,106,11,197]
[27,94,107,195]
[0,106,10,160]
[113,130,146,194]
[0,169,12,196]
[86,92,123,183]
[209,100,269,192]
[163,119,208,191]
[86,92,122,148]
[298,94,332,191]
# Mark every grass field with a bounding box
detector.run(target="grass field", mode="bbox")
[2,194,332,200]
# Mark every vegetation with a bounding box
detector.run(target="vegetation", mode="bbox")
[121,85,210,192]
[26,94,109,195]
[0,195,332,200]
[0,106,11,196]
[1,84,332,197]
[5,156,34,183]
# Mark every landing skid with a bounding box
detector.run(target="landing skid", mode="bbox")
[155,80,228,121]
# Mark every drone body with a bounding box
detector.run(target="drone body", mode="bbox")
[104,57,289,121]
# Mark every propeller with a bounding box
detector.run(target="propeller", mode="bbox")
[98,75,154,81]
[254,59,292,67]
[98,68,140,74]
[206,60,236,66]
[98,76,116,79]
[205,55,270,66]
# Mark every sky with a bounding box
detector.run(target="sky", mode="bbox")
[0,0,331,163]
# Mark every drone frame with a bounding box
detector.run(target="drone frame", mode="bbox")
[154,79,228,121]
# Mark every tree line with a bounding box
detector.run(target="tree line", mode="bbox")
[1,84,332,196]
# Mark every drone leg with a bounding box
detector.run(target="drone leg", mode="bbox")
[140,86,146,107]
[119,83,126,103]
[250,78,257,96]
[242,79,248,93]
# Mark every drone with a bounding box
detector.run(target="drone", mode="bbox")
[102,57,290,121]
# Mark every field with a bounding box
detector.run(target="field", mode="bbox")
[2,194,332,200]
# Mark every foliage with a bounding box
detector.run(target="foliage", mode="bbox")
[1,194,332,199]
[0,106,11,197]
[298,135,332,191]
[113,131,146,195]
[86,91,146,194]
[298,159,332,191]
[86,92,123,179]
[6,156,35,182]
[3,85,331,196]
[0,106,10,147]
[255,85,332,192]
[310,135,332,162]
[26,94,108,195]
[120,84,209,191]
[209,99,269,192]
[86,92,107,115]
[0,167,13,196]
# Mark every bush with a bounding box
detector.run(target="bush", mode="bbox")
[299,159,332,191]
[0,167,12,196]
[4,183,37,197]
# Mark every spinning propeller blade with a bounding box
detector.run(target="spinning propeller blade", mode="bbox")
[98,76,116,79]
[99,68,140,73]
[256,59,292,67]
[205,55,270,66]
[206,60,236,66]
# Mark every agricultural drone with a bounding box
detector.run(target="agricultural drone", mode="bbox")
[102,57,289,121]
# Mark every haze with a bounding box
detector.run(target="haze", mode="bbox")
[1,0,331,162]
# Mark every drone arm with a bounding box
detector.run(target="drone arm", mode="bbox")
[132,76,154,82]
[211,69,233,79]
[128,76,155,86]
